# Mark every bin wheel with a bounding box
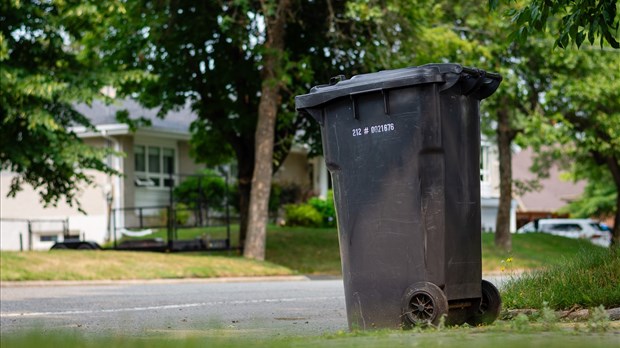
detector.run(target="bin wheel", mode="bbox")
[467,279,502,326]
[401,282,448,327]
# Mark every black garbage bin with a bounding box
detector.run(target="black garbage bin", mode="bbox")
[295,64,502,330]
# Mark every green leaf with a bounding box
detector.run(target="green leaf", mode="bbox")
[557,32,570,48]
[516,8,531,25]
[602,28,620,48]
[575,31,586,48]
[588,20,597,45]
[115,109,152,132]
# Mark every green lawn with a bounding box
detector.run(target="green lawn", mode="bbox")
[269,228,607,275]
[1,226,609,281]
[0,250,293,281]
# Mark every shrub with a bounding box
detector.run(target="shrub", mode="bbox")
[160,203,191,226]
[284,203,322,227]
[307,190,336,227]
[174,170,230,212]
[284,190,336,228]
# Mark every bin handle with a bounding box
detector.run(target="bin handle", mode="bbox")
[460,70,486,96]
[459,67,502,99]
[349,88,391,119]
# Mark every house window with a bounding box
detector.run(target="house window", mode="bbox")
[135,145,175,188]
[40,235,58,242]
[480,144,490,183]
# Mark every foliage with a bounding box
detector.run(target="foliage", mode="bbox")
[559,172,617,218]
[307,190,337,228]
[158,203,191,226]
[0,0,130,209]
[283,190,335,228]
[284,203,323,228]
[432,0,551,250]
[451,0,620,249]
[587,305,611,332]
[536,302,558,330]
[510,313,531,331]
[269,182,311,214]
[520,45,620,245]
[491,0,620,48]
[98,0,366,248]
[173,170,230,212]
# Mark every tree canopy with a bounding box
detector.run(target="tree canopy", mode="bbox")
[524,45,620,245]
[3,0,618,253]
[492,0,619,48]
[0,0,131,210]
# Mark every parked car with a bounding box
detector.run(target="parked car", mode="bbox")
[517,218,611,247]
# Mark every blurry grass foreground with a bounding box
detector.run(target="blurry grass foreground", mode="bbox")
[0,250,293,281]
[2,326,620,348]
[502,247,620,310]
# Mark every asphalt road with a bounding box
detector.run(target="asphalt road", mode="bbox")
[1,278,349,337]
[1,275,508,338]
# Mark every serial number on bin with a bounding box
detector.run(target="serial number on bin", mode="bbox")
[352,123,395,137]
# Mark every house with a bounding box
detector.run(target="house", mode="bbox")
[0,99,512,250]
[1,99,201,250]
[512,147,585,228]
[0,99,327,250]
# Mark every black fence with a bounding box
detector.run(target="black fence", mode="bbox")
[111,171,236,252]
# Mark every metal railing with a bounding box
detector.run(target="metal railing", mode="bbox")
[111,171,235,252]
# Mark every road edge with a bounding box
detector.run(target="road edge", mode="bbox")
[0,275,311,288]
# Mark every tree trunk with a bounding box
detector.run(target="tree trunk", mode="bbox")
[227,134,255,249]
[606,157,620,248]
[237,176,251,248]
[244,0,291,260]
[495,104,513,251]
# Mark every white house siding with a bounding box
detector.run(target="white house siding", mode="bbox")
[273,151,313,190]
[0,168,110,250]
[311,157,329,198]
[0,220,28,251]
[178,141,204,175]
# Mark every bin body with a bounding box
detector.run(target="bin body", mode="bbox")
[295,64,501,329]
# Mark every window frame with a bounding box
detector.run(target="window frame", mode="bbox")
[134,144,177,190]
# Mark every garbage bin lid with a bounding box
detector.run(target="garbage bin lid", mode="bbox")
[295,63,501,111]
